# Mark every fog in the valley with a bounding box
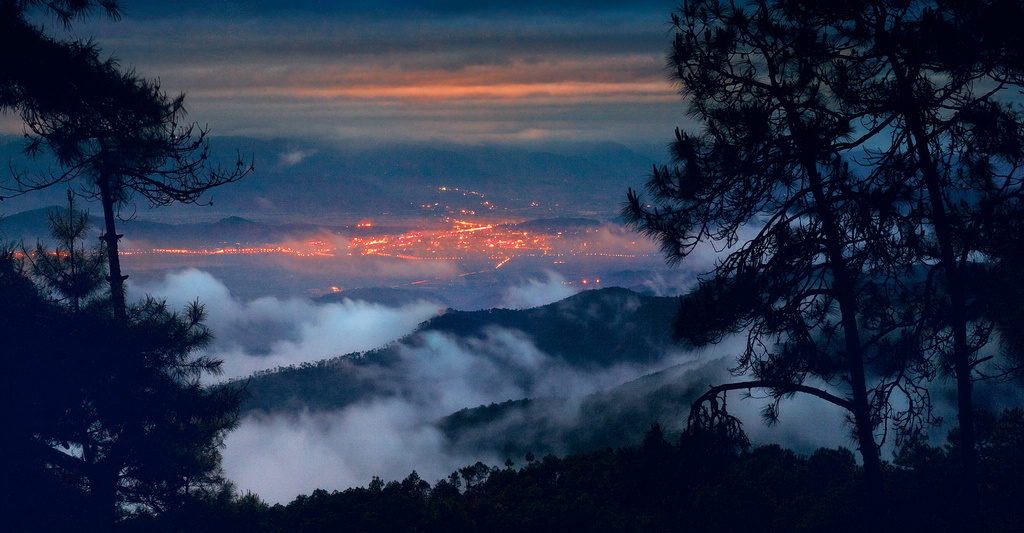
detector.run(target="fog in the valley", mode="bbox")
[131,269,691,502]
[132,270,445,378]
[220,329,683,504]
[221,334,713,504]
[500,271,580,310]
[126,255,1024,505]
[129,268,861,503]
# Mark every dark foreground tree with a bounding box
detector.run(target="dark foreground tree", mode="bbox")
[863,2,1024,519]
[627,0,911,510]
[0,209,240,530]
[2,0,253,320]
[64,297,240,526]
[625,0,1024,522]
[7,61,252,319]
[1,1,123,116]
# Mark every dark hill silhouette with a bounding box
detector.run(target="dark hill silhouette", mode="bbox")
[1,135,663,220]
[145,138,655,219]
[0,206,82,244]
[235,287,713,456]
[502,217,603,233]
[0,207,332,248]
[119,216,329,247]
[239,287,684,415]
[421,286,681,367]
[435,359,726,457]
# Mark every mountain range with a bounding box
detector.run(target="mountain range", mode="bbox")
[1,135,659,222]
[236,287,721,458]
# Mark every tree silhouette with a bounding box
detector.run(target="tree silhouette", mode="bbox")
[1,1,122,115]
[0,246,92,531]
[47,296,239,527]
[2,6,247,526]
[26,191,107,311]
[2,208,240,529]
[862,2,1024,519]
[8,62,252,319]
[628,1,904,509]
[2,1,254,320]
[626,1,1024,518]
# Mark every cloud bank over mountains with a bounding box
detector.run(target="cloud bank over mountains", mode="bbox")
[128,268,863,504]
[35,0,687,147]
[130,269,700,502]
[222,328,709,504]
[132,269,445,378]
[127,267,1024,506]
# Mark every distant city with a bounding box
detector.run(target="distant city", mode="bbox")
[2,184,681,308]
[123,218,649,263]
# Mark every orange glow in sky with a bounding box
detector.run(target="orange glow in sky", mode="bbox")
[290,81,674,102]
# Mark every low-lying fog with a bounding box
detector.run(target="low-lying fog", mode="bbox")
[120,226,1024,505]
[129,268,850,504]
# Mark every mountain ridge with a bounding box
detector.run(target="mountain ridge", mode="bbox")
[236,286,707,457]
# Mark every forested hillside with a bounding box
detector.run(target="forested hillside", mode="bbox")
[126,410,1024,533]
[235,287,701,455]
[238,287,683,415]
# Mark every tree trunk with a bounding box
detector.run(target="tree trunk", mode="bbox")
[895,67,979,525]
[802,153,886,519]
[828,240,887,519]
[90,459,119,530]
[97,175,127,322]
[915,139,978,525]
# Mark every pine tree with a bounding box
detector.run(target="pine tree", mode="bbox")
[2,0,253,320]
[27,190,106,311]
[2,204,241,529]
[626,0,1024,521]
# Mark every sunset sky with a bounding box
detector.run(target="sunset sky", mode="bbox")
[38,0,685,149]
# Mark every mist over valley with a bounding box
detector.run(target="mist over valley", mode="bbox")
[6,139,1022,508]
[7,175,1020,505]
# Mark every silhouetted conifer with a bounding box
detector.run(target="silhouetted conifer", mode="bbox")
[1,0,253,320]
[1,207,240,530]
[26,191,106,311]
[625,1,1024,523]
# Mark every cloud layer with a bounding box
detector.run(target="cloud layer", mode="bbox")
[130,269,444,378]
[130,268,1001,507]
[500,271,579,309]
[129,268,715,503]
[41,1,687,146]
[222,326,704,504]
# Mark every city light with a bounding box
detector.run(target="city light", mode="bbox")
[347,219,553,263]
[114,215,656,267]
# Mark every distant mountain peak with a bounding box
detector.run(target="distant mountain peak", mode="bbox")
[217,216,258,225]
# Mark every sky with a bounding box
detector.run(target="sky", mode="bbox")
[24,0,685,149]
